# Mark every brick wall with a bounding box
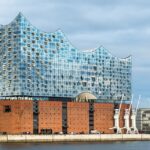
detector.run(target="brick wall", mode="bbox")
[119,104,130,133]
[0,99,131,134]
[94,103,114,134]
[38,101,62,133]
[67,102,89,134]
[0,100,33,134]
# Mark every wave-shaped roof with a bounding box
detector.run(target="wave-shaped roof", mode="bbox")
[0,12,131,60]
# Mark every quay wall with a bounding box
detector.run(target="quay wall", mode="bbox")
[0,134,150,142]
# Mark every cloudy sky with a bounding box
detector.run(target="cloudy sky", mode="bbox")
[0,0,150,107]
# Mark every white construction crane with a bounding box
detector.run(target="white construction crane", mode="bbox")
[110,95,124,134]
[123,95,133,134]
[130,95,141,134]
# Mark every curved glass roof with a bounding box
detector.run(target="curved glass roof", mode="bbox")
[0,13,132,100]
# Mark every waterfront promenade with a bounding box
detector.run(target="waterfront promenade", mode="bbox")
[0,134,150,142]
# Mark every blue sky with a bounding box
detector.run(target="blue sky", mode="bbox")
[0,0,150,107]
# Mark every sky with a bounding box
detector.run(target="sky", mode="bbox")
[0,0,150,107]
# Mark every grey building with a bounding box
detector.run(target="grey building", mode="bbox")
[137,108,150,133]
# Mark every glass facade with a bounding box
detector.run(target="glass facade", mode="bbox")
[0,13,132,100]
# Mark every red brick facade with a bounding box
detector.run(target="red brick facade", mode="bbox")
[94,103,114,134]
[0,100,33,134]
[67,102,89,134]
[38,101,62,133]
[0,100,131,134]
[119,104,130,133]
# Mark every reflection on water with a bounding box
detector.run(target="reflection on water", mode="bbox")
[0,141,149,150]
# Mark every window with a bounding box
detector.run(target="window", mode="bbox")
[82,82,87,86]
[4,105,11,113]
[91,77,96,82]
[142,114,146,117]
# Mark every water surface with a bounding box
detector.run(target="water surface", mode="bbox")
[0,141,149,150]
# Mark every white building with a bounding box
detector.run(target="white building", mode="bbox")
[136,108,150,133]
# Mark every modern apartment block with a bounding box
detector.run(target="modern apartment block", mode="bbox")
[137,108,150,133]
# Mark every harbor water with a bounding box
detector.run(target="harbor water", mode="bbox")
[0,141,149,150]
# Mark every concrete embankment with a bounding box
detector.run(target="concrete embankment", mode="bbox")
[0,134,150,142]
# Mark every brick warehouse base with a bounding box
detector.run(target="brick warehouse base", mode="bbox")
[0,100,33,134]
[38,101,62,134]
[94,103,114,134]
[67,102,89,134]
[0,100,130,134]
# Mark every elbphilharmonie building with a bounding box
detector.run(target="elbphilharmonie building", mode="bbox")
[0,13,132,100]
[0,13,133,135]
